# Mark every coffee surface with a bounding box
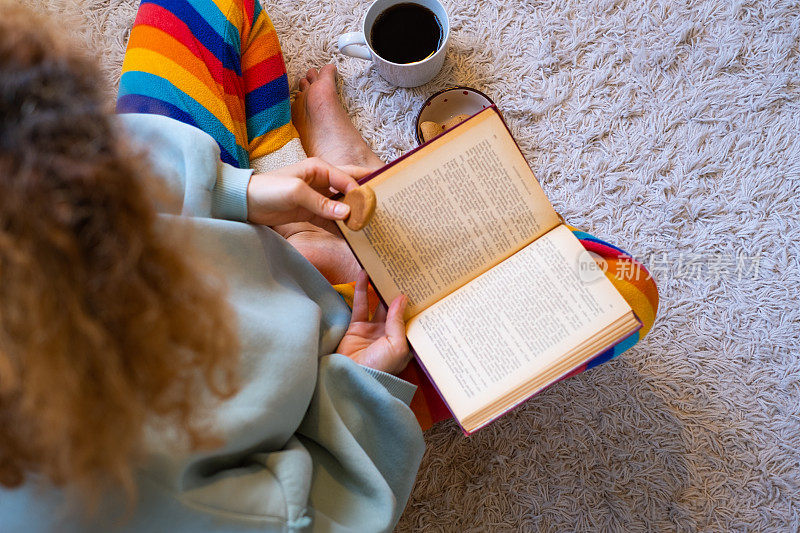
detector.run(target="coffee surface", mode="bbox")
[370,3,442,64]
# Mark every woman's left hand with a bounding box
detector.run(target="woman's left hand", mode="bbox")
[337,271,411,375]
[246,157,360,226]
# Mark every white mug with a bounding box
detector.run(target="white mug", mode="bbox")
[337,0,450,88]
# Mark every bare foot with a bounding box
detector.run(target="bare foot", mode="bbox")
[292,64,384,170]
[283,64,382,283]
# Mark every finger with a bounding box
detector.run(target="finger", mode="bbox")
[384,294,408,342]
[372,301,387,324]
[326,164,361,194]
[292,180,351,220]
[351,270,370,322]
[336,165,378,181]
[296,157,360,194]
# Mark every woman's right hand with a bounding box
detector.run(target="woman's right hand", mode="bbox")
[246,157,360,227]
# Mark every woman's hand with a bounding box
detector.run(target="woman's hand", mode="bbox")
[337,271,411,375]
[246,157,362,227]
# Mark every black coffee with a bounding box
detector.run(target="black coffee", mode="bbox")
[370,3,443,64]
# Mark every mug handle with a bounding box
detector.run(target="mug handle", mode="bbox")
[337,32,372,60]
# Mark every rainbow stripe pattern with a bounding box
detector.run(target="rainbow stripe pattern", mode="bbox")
[336,228,660,430]
[117,0,298,169]
[566,228,658,371]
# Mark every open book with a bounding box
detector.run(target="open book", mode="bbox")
[336,107,641,433]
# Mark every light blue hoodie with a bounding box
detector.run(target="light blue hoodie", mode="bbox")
[0,114,425,532]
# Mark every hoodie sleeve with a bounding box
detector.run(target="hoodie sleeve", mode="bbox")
[295,354,424,532]
[117,113,253,221]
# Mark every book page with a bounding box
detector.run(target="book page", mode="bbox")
[406,224,632,421]
[338,109,559,317]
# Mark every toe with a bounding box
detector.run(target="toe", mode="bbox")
[299,78,310,91]
[306,68,319,81]
[319,64,337,79]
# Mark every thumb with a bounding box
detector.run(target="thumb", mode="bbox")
[380,294,410,374]
[384,294,409,345]
[294,182,351,220]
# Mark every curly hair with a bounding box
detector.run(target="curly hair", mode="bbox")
[0,3,239,509]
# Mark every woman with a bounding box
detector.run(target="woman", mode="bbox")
[0,2,423,531]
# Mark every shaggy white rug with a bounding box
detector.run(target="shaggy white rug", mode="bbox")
[31,0,800,529]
